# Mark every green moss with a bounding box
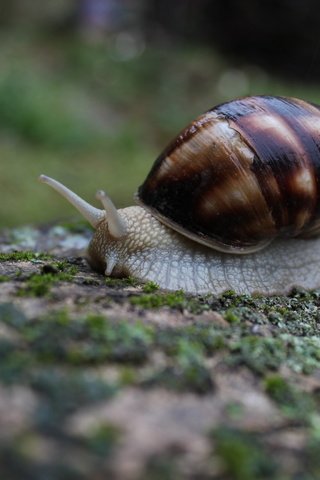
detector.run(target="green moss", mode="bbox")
[0,305,119,450]
[16,262,78,297]
[264,374,316,421]
[0,305,224,393]
[50,261,79,276]
[229,336,285,374]
[284,335,320,374]
[17,273,54,297]
[224,308,241,324]
[0,302,29,328]
[215,290,320,337]
[80,315,153,364]
[0,251,53,262]
[130,290,187,310]
[10,311,152,366]
[142,281,159,293]
[220,290,238,300]
[0,442,87,480]
[0,342,34,385]
[0,275,9,282]
[143,337,214,394]
[20,310,76,362]
[212,427,278,480]
[264,374,292,401]
[143,363,214,394]
[155,325,226,357]
[130,290,211,314]
[119,367,138,385]
[175,338,205,365]
[85,424,120,457]
[31,369,117,425]
[225,402,245,420]
[2,297,320,391]
[17,272,73,297]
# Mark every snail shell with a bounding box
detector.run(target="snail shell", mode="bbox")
[137,95,320,253]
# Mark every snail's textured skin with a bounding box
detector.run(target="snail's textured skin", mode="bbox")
[88,206,320,295]
[138,96,320,253]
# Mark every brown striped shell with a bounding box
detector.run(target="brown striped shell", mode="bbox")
[136,96,320,253]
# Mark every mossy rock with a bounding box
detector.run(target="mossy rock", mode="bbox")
[0,224,320,479]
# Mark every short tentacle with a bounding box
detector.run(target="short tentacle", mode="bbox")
[96,190,127,238]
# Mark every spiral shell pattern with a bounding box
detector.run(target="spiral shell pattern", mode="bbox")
[137,96,320,253]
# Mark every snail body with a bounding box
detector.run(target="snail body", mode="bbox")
[39,95,320,295]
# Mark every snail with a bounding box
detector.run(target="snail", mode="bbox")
[39,95,320,295]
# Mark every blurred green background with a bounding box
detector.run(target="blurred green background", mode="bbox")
[2,0,320,227]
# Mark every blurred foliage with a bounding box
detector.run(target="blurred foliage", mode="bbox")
[145,0,320,81]
[0,0,74,27]
[1,2,320,227]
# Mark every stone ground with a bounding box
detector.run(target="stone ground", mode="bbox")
[0,223,319,480]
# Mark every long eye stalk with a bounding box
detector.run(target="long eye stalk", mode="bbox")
[38,175,105,228]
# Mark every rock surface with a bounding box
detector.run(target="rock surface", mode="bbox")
[0,224,319,479]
